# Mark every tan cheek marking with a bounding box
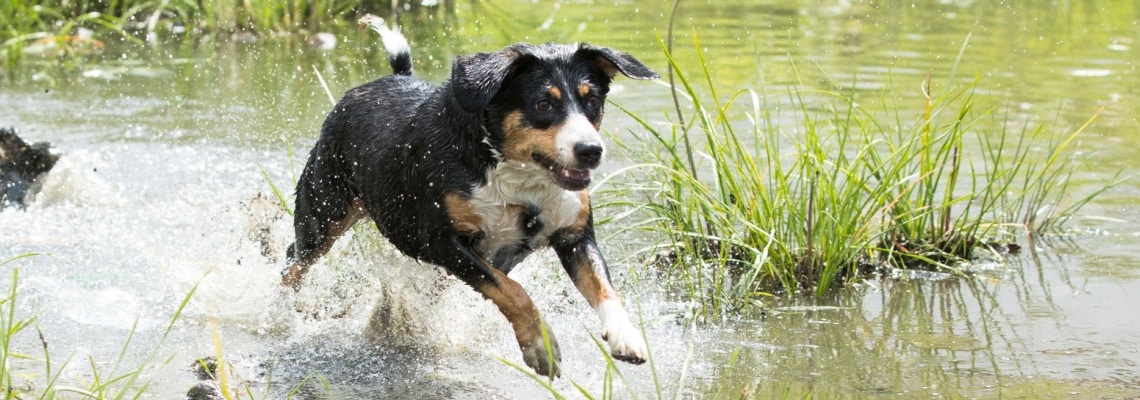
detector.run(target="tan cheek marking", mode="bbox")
[501,112,531,161]
[501,110,561,164]
[549,86,562,100]
[445,193,482,236]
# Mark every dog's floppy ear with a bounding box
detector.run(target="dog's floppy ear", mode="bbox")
[451,46,528,113]
[579,44,659,80]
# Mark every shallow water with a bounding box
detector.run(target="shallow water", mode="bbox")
[2,0,1139,398]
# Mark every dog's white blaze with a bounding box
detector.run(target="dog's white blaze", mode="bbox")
[469,161,583,257]
[555,114,604,166]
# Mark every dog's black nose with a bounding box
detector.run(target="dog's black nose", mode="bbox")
[574,143,604,168]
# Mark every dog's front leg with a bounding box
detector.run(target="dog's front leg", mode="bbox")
[554,234,647,364]
[443,236,562,378]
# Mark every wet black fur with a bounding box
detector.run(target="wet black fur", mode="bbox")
[287,42,656,286]
[0,128,59,210]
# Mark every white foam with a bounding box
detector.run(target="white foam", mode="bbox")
[34,149,122,207]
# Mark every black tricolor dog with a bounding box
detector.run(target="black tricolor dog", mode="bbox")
[282,24,658,377]
[0,128,59,210]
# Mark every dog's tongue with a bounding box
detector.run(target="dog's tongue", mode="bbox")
[561,168,590,180]
[551,165,592,189]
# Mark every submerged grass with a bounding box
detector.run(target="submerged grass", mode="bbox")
[606,32,1126,318]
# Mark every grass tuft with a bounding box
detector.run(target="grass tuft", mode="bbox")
[604,32,1126,318]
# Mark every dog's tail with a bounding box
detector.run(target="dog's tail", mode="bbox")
[358,14,412,76]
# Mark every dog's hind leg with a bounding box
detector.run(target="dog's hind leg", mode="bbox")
[282,159,367,290]
[282,200,365,289]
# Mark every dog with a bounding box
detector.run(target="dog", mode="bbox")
[281,21,658,378]
[0,127,59,210]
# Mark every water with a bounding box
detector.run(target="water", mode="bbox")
[2,0,1138,398]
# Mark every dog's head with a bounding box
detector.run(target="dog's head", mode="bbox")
[450,43,658,191]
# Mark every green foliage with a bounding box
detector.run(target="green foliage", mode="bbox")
[0,0,364,80]
[606,32,1125,318]
[0,0,361,38]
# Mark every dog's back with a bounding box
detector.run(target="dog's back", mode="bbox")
[291,27,502,267]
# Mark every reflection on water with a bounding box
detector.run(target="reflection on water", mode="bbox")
[1,0,1139,398]
[693,252,1140,398]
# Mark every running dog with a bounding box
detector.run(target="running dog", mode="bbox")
[282,21,658,378]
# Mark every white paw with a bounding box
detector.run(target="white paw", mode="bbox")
[597,300,647,364]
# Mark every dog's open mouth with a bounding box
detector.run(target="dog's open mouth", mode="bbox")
[534,153,592,191]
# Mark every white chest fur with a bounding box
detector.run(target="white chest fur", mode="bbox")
[469,161,584,260]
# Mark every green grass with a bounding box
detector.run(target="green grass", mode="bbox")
[0,0,362,37]
[0,254,329,399]
[603,32,1126,318]
[0,254,198,399]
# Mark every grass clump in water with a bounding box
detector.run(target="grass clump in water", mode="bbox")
[607,33,1124,318]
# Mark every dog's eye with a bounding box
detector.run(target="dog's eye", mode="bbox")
[536,100,553,112]
[584,96,602,109]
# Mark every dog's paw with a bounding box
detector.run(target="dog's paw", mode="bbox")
[280,263,309,291]
[519,326,562,378]
[598,300,647,364]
